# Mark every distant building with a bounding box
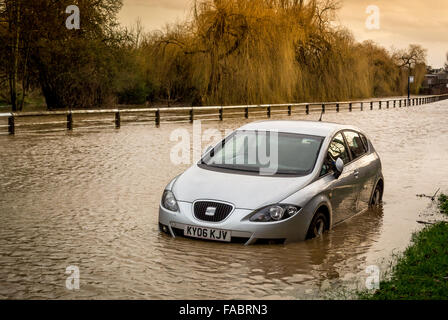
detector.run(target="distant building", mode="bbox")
[421,69,448,95]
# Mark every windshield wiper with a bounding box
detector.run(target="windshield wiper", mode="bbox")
[205,164,260,173]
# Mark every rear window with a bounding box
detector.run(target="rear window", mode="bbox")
[344,131,367,160]
[360,134,369,151]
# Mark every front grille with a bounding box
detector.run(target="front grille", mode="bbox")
[193,201,233,222]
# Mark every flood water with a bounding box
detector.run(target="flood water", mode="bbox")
[1,101,447,299]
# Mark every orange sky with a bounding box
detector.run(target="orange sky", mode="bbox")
[118,0,448,68]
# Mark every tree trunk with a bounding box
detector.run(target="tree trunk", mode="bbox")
[9,0,21,112]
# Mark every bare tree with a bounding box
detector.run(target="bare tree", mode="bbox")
[445,52,448,72]
[394,44,427,69]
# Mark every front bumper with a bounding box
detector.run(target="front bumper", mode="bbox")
[158,201,310,245]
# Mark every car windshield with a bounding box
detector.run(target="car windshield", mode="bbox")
[201,130,324,176]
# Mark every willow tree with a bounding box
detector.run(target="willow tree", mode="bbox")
[142,0,427,106]
[149,0,335,105]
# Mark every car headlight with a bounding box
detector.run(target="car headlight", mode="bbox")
[250,204,301,222]
[162,190,179,212]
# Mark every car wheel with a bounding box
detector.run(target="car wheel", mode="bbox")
[370,184,383,207]
[306,212,328,240]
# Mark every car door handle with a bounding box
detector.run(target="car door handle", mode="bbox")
[353,170,360,178]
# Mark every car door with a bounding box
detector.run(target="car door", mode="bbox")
[324,132,359,224]
[344,131,376,211]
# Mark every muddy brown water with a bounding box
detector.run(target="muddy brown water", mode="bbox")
[0,101,447,299]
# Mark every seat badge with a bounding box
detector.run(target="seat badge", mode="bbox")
[205,207,217,216]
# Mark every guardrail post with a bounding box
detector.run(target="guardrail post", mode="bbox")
[288,105,292,116]
[370,101,373,110]
[386,101,389,109]
[322,104,326,114]
[267,105,271,118]
[115,111,121,128]
[189,109,194,123]
[155,109,160,126]
[349,103,352,112]
[8,116,15,135]
[67,112,73,130]
[219,107,223,121]
[336,103,340,112]
[379,101,382,110]
[245,107,249,119]
[393,100,396,108]
[306,104,310,115]
[360,102,363,111]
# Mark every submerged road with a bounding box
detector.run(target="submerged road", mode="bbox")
[0,100,447,299]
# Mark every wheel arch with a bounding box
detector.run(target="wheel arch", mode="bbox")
[314,203,331,230]
[370,177,384,204]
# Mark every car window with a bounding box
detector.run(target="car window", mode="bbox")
[360,133,369,151]
[320,133,350,176]
[344,131,367,160]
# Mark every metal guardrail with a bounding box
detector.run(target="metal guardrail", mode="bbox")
[1,94,447,135]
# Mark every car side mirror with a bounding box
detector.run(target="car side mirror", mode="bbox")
[334,158,344,179]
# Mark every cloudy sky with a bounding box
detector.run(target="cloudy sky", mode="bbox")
[118,0,448,68]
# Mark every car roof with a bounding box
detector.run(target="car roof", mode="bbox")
[237,120,362,137]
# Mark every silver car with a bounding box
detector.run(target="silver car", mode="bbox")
[159,120,384,245]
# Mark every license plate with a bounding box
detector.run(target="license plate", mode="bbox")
[184,225,231,242]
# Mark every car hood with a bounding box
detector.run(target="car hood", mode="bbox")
[172,165,311,210]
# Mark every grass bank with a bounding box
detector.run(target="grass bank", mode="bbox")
[360,194,448,300]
